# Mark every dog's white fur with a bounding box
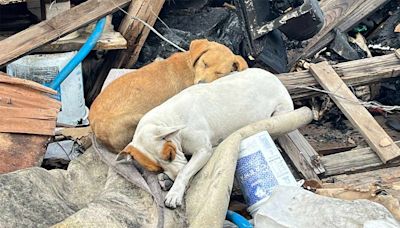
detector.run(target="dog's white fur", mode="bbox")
[129,68,293,208]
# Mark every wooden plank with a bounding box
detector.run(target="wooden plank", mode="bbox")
[113,0,165,68]
[336,0,389,32]
[32,31,127,53]
[278,131,321,181]
[323,165,400,190]
[0,72,57,95]
[320,166,400,219]
[316,144,356,156]
[0,84,61,110]
[0,0,131,66]
[321,141,400,176]
[309,61,400,163]
[0,107,58,120]
[289,130,325,174]
[279,52,400,100]
[288,0,389,66]
[0,117,56,135]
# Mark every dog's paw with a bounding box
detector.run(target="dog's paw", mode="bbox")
[158,173,174,191]
[164,183,185,209]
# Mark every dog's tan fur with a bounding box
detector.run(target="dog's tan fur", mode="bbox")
[161,141,177,162]
[122,145,163,172]
[89,39,248,153]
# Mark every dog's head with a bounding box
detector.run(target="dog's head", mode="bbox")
[189,39,248,84]
[122,124,187,180]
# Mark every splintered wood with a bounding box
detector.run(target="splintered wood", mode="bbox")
[309,62,400,163]
[0,73,61,135]
[113,0,165,68]
[278,130,324,181]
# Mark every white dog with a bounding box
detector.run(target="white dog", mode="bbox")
[122,68,293,208]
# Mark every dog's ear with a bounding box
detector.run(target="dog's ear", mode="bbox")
[189,39,210,67]
[161,141,176,162]
[122,145,163,172]
[232,55,248,72]
[156,125,185,140]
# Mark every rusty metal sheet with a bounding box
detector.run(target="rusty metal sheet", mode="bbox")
[0,133,49,174]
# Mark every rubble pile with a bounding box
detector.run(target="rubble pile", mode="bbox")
[1,0,400,227]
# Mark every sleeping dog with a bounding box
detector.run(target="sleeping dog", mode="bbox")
[89,39,248,153]
[122,68,294,208]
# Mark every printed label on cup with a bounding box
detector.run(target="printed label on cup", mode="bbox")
[236,150,279,206]
[235,131,297,207]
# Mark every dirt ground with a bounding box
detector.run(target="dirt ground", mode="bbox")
[300,113,400,156]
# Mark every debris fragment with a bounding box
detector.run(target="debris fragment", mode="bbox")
[253,186,399,227]
[395,23,400,33]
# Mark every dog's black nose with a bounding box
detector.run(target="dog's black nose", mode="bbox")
[198,80,206,84]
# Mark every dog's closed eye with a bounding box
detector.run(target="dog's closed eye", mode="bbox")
[161,141,176,162]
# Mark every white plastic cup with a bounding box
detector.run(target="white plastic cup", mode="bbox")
[235,131,297,216]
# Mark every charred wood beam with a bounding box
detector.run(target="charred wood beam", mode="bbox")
[279,52,400,100]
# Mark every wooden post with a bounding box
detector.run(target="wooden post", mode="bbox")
[310,61,400,163]
[113,0,165,68]
[0,0,131,67]
[278,130,324,181]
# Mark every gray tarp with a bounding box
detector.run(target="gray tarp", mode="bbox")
[0,146,187,227]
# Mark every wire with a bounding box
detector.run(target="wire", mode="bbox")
[112,1,186,52]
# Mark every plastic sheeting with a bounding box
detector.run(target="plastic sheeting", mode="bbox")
[254,186,400,228]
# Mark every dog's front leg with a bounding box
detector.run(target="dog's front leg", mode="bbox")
[164,147,212,208]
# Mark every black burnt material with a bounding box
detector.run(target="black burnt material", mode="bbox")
[233,0,323,41]
[0,3,38,32]
[233,0,324,73]
[136,0,324,73]
[367,8,400,55]
[135,7,245,68]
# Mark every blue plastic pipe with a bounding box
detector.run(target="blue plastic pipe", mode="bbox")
[48,17,106,90]
[226,210,253,228]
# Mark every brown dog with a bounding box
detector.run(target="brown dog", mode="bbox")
[89,39,248,153]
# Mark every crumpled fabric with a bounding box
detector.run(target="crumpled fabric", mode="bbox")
[0,146,187,228]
